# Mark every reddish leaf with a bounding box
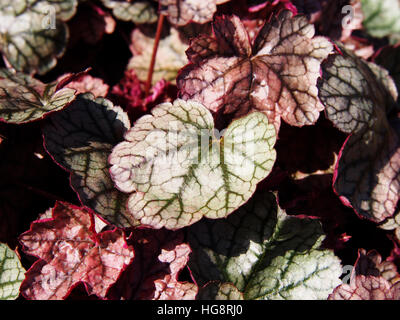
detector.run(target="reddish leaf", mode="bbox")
[19,202,134,300]
[329,275,400,300]
[109,229,197,300]
[57,74,109,98]
[0,122,74,246]
[178,11,332,132]
[110,69,175,121]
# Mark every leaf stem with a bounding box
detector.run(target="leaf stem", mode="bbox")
[144,13,165,97]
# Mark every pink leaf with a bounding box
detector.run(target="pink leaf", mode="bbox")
[57,74,109,98]
[329,275,400,300]
[19,202,134,300]
[178,11,332,132]
[108,229,197,300]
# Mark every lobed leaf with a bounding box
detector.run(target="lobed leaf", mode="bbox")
[57,74,110,98]
[318,48,400,225]
[329,275,400,300]
[178,11,333,132]
[0,0,77,74]
[0,69,76,124]
[101,0,157,24]
[0,243,25,300]
[109,99,277,230]
[43,93,138,228]
[19,201,134,300]
[188,191,342,300]
[159,0,230,26]
[108,229,197,300]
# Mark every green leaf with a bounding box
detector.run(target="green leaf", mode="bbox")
[0,0,77,75]
[159,0,230,26]
[101,0,157,24]
[188,192,342,300]
[109,99,277,230]
[361,0,400,42]
[318,48,400,225]
[0,243,25,300]
[197,282,244,300]
[43,93,139,228]
[0,69,76,123]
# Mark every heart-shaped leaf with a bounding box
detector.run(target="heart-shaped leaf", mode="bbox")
[109,99,277,230]
[19,201,135,300]
[159,0,230,26]
[177,11,333,132]
[0,69,76,124]
[43,93,138,228]
[101,0,157,24]
[0,0,77,75]
[187,191,342,300]
[318,48,400,225]
[0,243,25,300]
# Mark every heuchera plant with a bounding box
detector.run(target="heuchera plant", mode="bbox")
[1,0,400,301]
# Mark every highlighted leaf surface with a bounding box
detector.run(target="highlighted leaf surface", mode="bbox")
[318,49,400,225]
[188,192,342,300]
[19,201,134,300]
[0,69,76,124]
[178,11,333,132]
[43,93,138,228]
[0,0,77,74]
[109,99,277,230]
[0,244,25,300]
